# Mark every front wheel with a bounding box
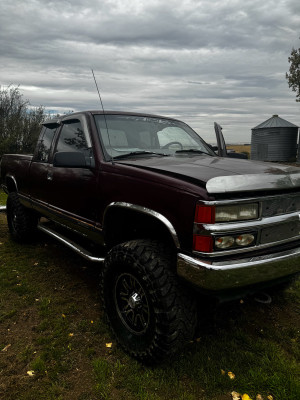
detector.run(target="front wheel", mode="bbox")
[100,240,197,363]
[6,192,38,242]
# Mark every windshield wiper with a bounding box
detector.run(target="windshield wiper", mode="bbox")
[113,151,170,160]
[175,149,212,155]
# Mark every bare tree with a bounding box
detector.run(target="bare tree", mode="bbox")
[0,85,46,158]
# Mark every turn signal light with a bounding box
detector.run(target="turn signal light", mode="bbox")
[193,235,213,252]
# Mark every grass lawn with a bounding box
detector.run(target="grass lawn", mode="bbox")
[0,189,299,400]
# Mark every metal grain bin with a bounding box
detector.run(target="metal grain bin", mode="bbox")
[251,115,299,162]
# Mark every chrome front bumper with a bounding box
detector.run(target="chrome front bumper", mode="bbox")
[177,247,300,291]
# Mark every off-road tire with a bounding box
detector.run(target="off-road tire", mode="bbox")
[100,239,197,363]
[6,192,38,242]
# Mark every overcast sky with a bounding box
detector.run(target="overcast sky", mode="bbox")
[1,0,299,143]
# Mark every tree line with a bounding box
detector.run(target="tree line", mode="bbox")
[0,86,46,160]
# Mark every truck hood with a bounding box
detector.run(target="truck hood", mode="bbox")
[116,155,300,194]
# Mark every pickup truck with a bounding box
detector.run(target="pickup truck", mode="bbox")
[1,110,300,363]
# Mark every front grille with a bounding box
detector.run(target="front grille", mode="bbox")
[260,221,300,244]
[261,194,300,217]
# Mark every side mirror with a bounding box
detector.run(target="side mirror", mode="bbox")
[53,151,88,168]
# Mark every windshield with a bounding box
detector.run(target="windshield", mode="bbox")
[94,114,215,159]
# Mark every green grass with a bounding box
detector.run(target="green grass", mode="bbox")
[0,188,299,399]
[0,188,7,205]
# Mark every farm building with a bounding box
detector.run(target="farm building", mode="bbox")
[251,115,299,162]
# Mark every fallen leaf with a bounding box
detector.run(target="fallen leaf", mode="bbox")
[106,342,112,348]
[231,391,241,400]
[34,262,39,266]
[221,369,226,375]
[91,320,94,324]
[69,333,74,337]
[228,371,235,380]
[62,314,66,319]
[1,344,11,352]
[267,396,273,400]
[27,370,35,377]
[242,394,252,400]
[256,395,264,400]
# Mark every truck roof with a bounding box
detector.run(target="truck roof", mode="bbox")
[42,110,182,126]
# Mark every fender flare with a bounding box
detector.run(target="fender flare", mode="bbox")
[4,174,18,193]
[103,202,180,249]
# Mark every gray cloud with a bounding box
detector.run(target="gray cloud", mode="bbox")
[0,0,299,143]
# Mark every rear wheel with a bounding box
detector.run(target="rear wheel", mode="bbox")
[6,192,38,242]
[100,239,197,363]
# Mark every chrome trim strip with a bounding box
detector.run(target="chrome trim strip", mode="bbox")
[0,206,6,213]
[206,171,300,194]
[38,224,104,263]
[201,211,300,233]
[177,247,300,291]
[200,191,300,207]
[104,202,180,248]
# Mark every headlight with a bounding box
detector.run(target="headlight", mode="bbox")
[215,236,235,249]
[215,203,258,222]
[236,233,255,246]
[214,232,256,251]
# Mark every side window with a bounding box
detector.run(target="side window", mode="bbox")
[56,120,88,153]
[35,126,57,162]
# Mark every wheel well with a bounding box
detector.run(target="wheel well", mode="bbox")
[5,176,18,193]
[103,207,178,252]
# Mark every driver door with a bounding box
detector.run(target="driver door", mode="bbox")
[46,115,99,226]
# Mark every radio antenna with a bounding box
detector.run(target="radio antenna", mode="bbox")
[91,68,114,164]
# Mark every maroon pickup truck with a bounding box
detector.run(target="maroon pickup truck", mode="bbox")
[1,110,300,363]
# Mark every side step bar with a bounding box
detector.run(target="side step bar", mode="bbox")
[38,223,105,263]
[0,206,6,213]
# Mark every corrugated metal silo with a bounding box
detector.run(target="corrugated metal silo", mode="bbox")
[251,115,299,162]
